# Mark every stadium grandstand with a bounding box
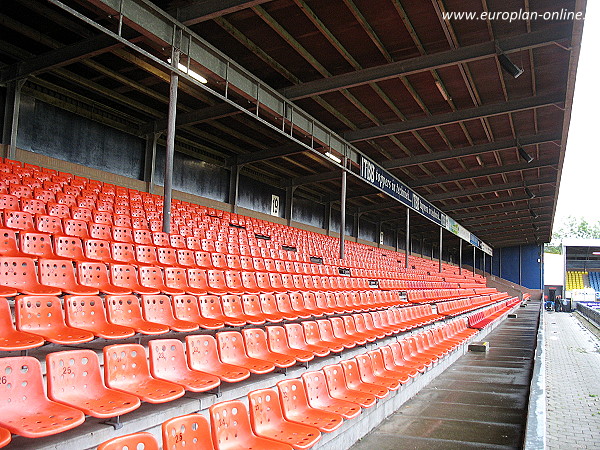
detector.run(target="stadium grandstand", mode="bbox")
[0,0,587,449]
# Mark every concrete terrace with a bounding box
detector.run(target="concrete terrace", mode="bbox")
[351,301,540,449]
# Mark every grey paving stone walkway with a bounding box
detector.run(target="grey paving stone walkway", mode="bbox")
[545,311,600,450]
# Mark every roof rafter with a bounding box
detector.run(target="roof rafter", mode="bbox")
[280,25,571,100]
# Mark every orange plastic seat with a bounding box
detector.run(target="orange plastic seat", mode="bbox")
[339,359,389,399]
[0,228,26,257]
[84,238,118,264]
[3,210,35,231]
[89,223,112,240]
[105,295,170,335]
[15,295,94,344]
[47,202,70,218]
[242,328,296,368]
[110,242,139,265]
[288,292,317,318]
[302,321,344,353]
[216,331,275,374]
[111,264,160,294]
[149,339,220,392]
[316,319,357,349]
[277,378,343,432]
[0,356,85,438]
[0,285,18,297]
[198,294,245,327]
[46,350,141,418]
[0,256,62,295]
[0,297,45,351]
[19,231,59,259]
[35,214,63,234]
[210,400,293,450]
[205,269,236,295]
[64,295,135,339]
[21,198,45,215]
[222,294,263,324]
[301,371,361,419]
[194,251,213,268]
[165,267,206,295]
[162,413,215,450]
[186,335,250,383]
[390,341,429,373]
[97,432,159,450]
[141,294,199,332]
[172,294,224,329]
[322,364,376,408]
[354,353,401,391]
[54,236,90,262]
[157,246,184,267]
[248,388,321,449]
[77,261,131,295]
[0,194,19,210]
[241,293,277,322]
[266,326,314,363]
[176,248,197,268]
[284,323,330,357]
[39,259,99,295]
[103,343,185,403]
[260,293,297,320]
[379,345,419,379]
[112,226,134,243]
[0,427,10,448]
[139,266,185,295]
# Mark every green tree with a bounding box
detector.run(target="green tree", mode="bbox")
[544,216,600,253]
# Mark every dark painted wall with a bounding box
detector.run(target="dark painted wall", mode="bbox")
[483,244,542,290]
[154,145,229,203]
[237,174,286,217]
[17,95,145,180]
[293,197,325,229]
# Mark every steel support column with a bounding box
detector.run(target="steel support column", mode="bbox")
[473,246,476,277]
[229,164,242,214]
[405,208,410,269]
[2,80,24,159]
[162,50,179,234]
[325,202,332,235]
[459,239,463,275]
[339,165,347,260]
[285,186,295,226]
[439,227,443,273]
[519,245,522,286]
[144,133,159,194]
[395,227,399,253]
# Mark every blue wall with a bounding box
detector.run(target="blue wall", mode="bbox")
[460,243,542,289]
[490,244,543,290]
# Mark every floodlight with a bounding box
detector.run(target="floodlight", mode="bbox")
[498,53,524,79]
[518,146,534,163]
[525,187,535,199]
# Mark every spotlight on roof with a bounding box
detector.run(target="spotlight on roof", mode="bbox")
[498,53,524,79]
[525,187,535,199]
[518,146,534,163]
[529,209,539,219]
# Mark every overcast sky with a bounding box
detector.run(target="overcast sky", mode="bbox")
[553,1,599,228]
